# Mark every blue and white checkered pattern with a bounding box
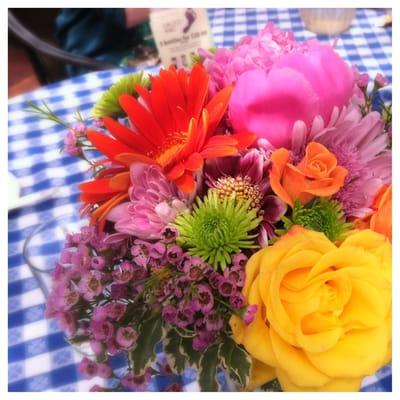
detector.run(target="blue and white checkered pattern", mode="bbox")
[8,8,392,392]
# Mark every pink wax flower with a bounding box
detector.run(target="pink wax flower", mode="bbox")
[107,163,189,239]
[229,43,355,149]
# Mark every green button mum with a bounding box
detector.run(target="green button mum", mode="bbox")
[173,191,262,270]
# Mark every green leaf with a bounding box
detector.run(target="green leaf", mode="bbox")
[129,315,162,375]
[260,379,283,392]
[198,344,221,392]
[219,336,251,388]
[163,328,186,374]
[91,72,150,118]
[180,336,201,368]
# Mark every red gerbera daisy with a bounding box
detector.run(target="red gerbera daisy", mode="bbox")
[80,64,255,225]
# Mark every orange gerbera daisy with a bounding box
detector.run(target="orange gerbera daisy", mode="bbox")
[80,64,255,225]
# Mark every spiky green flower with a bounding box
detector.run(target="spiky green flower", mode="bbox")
[91,72,150,118]
[277,198,353,242]
[173,191,262,270]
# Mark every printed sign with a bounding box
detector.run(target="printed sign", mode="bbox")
[150,8,213,67]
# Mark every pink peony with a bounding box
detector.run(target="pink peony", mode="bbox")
[107,163,189,239]
[229,43,355,149]
[200,22,305,96]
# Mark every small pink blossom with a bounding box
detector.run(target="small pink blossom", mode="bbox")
[97,362,113,378]
[244,304,258,325]
[79,357,98,379]
[116,327,138,348]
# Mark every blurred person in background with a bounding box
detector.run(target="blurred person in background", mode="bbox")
[56,8,155,76]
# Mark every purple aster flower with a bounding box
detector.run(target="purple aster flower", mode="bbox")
[107,163,189,239]
[196,284,214,313]
[162,304,178,324]
[244,304,258,325]
[292,104,391,217]
[205,148,286,245]
[79,357,97,379]
[116,326,138,349]
[113,261,134,284]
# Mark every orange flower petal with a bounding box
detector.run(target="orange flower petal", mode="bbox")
[184,153,204,171]
[103,116,154,154]
[79,178,122,194]
[109,172,131,191]
[119,94,164,146]
[205,85,233,134]
[174,172,196,193]
[165,162,185,181]
[187,64,209,119]
[87,131,133,163]
[231,132,257,150]
[269,148,295,207]
[200,145,238,159]
[114,153,157,167]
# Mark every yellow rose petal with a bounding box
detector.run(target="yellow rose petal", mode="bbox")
[276,368,362,392]
[340,279,387,330]
[246,358,276,391]
[242,312,278,367]
[306,323,388,378]
[269,328,330,387]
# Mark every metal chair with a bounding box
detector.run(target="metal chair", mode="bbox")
[8,10,117,84]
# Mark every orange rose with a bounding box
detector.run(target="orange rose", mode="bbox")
[269,142,348,207]
[355,185,392,241]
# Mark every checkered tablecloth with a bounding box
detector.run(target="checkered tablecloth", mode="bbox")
[8,8,392,392]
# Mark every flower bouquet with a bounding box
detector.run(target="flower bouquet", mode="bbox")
[38,23,392,392]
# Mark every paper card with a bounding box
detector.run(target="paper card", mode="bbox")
[150,8,213,68]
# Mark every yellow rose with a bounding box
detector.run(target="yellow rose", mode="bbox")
[230,226,391,391]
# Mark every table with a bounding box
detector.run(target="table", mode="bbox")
[8,8,392,392]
